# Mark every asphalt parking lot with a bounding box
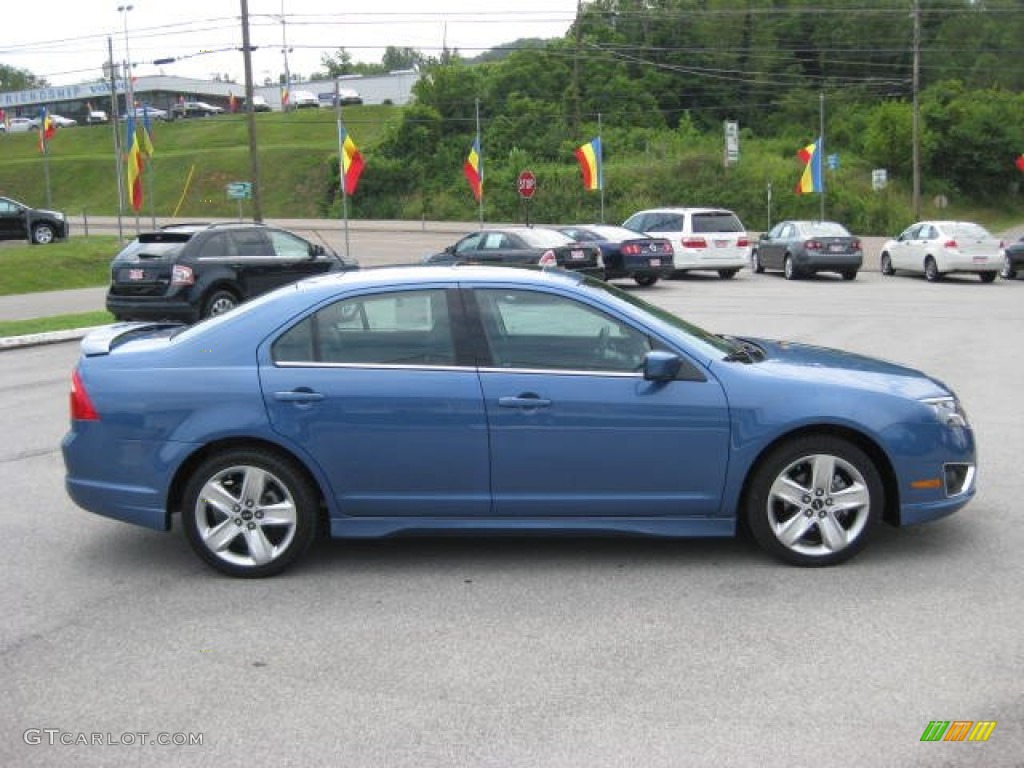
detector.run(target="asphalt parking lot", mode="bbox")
[1,264,1021,767]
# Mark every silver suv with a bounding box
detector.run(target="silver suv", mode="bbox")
[623,207,750,279]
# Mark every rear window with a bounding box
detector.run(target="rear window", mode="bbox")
[691,212,744,234]
[517,229,573,248]
[111,237,189,262]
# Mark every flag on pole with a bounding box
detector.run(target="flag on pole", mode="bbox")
[463,138,483,202]
[140,106,155,159]
[574,137,603,191]
[339,126,365,195]
[125,113,144,211]
[795,137,823,194]
[37,107,55,152]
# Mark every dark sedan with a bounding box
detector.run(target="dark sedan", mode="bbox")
[558,224,674,286]
[752,220,862,280]
[0,195,69,244]
[1001,236,1024,279]
[425,227,603,277]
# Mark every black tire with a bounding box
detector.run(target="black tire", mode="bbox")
[924,256,941,282]
[31,223,56,245]
[783,256,799,280]
[751,250,764,274]
[718,268,739,280]
[744,435,882,567]
[841,270,857,281]
[203,289,239,318]
[182,448,319,577]
[880,252,895,276]
[633,273,658,287]
[1000,255,1017,280]
[978,271,997,283]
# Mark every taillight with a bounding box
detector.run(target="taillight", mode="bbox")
[621,244,641,255]
[943,239,958,249]
[681,237,707,249]
[538,250,557,267]
[70,369,99,421]
[805,239,823,251]
[737,237,750,247]
[171,264,195,286]
[852,239,861,250]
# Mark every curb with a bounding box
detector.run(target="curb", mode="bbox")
[0,327,99,351]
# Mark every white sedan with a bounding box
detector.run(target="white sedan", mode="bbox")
[880,220,1002,282]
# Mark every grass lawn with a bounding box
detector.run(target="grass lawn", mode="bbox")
[0,311,113,338]
[0,237,118,296]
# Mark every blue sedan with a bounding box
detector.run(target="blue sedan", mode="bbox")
[62,266,976,577]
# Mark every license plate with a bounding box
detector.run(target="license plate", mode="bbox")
[714,240,729,248]
[972,257,988,263]
[570,249,585,260]
[127,269,146,281]
[650,258,661,266]
[829,244,845,252]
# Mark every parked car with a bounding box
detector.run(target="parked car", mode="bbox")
[85,110,109,124]
[0,195,69,244]
[63,265,978,577]
[880,221,1002,282]
[289,90,319,108]
[48,114,77,127]
[425,227,603,277]
[6,117,37,133]
[246,95,272,112]
[319,88,363,107]
[622,207,750,279]
[557,224,674,286]
[105,222,358,323]
[999,235,1024,280]
[169,101,224,119]
[121,103,169,121]
[752,220,862,280]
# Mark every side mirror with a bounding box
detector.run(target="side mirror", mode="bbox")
[759,232,770,242]
[445,245,456,254]
[642,350,683,382]
[309,244,325,258]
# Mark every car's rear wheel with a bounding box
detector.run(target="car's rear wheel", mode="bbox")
[633,274,658,287]
[718,268,739,279]
[841,270,857,281]
[783,256,799,280]
[182,449,319,577]
[751,250,764,273]
[880,253,895,276]
[924,256,941,282]
[978,270,997,283]
[31,223,56,245]
[744,435,882,567]
[203,289,239,318]
[1000,255,1017,280]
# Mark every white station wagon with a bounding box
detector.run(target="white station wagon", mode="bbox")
[623,207,751,279]
[880,220,1003,282]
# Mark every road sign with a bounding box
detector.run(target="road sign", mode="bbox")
[226,182,252,200]
[871,169,887,191]
[517,170,537,199]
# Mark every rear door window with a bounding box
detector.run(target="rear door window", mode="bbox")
[692,212,744,233]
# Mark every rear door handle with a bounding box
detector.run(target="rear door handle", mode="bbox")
[498,395,552,409]
[274,388,324,403]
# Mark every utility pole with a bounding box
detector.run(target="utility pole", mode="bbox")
[240,0,264,222]
[108,35,124,240]
[570,0,583,136]
[912,0,921,220]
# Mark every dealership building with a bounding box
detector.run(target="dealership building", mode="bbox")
[0,70,420,121]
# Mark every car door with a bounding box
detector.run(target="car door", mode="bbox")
[224,228,292,297]
[890,224,922,271]
[0,199,27,240]
[759,222,788,269]
[261,286,490,518]
[265,228,336,285]
[469,286,731,518]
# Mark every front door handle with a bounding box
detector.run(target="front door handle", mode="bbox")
[273,388,324,403]
[498,394,552,409]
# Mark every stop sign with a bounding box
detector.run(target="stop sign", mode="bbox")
[517,170,537,199]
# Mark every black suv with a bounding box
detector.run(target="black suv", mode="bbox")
[106,222,358,323]
[0,195,69,244]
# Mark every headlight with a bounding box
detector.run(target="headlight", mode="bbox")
[922,396,969,428]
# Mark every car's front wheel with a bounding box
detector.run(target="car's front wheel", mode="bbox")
[880,253,895,276]
[744,435,882,566]
[1000,255,1017,280]
[182,449,319,577]
[203,289,239,318]
[751,250,764,274]
[31,223,56,245]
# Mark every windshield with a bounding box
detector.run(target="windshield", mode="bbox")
[578,275,736,357]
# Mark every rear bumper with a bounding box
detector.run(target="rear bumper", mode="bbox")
[106,293,199,323]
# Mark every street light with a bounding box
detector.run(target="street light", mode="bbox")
[117,4,135,116]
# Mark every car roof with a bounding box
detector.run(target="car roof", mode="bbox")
[304,264,584,292]
[632,207,737,214]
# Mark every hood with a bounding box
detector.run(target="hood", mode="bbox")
[744,337,950,399]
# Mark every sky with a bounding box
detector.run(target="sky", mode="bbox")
[0,0,581,88]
